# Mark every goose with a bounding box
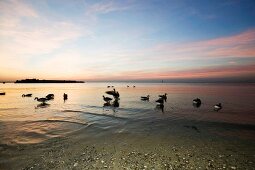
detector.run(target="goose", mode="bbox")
[133,85,136,88]
[193,98,201,104]
[22,94,32,97]
[105,89,116,95]
[156,98,164,105]
[141,95,150,101]
[106,89,120,98]
[113,91,120,98]
[112,99,119,107]
[214,103,222,111]
[159,93,167,101]
[103,95,112,103]
[63,93,68,100]
[34,97,48,103]
[46,94,54,100]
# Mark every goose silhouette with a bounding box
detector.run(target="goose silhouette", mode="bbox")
[22,94,32,97]
[214,103,222,111]
[46,94,54,100]
[141,95,150,101]
[103,95,112,103]
[105,89,116,95]
[159,93,167,101]
[63,93,68,100]
[34,97,48,103]
[156,98,164,105]
[193,98,201,104]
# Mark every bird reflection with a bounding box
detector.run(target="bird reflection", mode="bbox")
[156,104,164,113]
[35,103,50,109]
[103,98,120,108]
[193,102,201,108]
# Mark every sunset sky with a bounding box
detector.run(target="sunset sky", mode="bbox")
[0,0,255,82]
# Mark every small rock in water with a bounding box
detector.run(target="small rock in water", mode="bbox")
[73,162,78,167]
[230,166,236,169]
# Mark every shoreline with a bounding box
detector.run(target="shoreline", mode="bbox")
[1,119,255,170]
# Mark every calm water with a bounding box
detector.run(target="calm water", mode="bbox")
[0,83,255,144]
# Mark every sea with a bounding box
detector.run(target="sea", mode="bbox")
[0,82,255,145]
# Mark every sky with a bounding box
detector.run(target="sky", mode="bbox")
[0,0,255,82]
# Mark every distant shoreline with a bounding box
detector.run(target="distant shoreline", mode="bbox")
[14,79,85,83]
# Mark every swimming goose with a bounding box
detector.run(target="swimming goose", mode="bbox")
[214,103,222,111]
[193,98,201,104]
[22,94,32,97]
[46,94,54,100]
[141,95,150,101]
[105,89,116,95]
[34,97,48,103]
[103,95,112,103]
[156,98,164,105]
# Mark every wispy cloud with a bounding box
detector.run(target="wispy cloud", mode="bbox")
[0,0,38,18]
[150,29,255,61]
[85,0,129,15]
[85,64,255,81]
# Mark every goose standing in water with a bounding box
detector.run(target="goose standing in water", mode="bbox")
[156,98,164,105]
[103,95,112,103]
[141,95,150,101]
[34,97,48,104]
[63,93,68,100]
[193,98,201,107]
[113,91,120,98]
[159,93,167,102]
[214,103,222,111]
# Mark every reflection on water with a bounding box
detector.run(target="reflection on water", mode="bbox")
[0,83,255,144]
[193,102,201,108]
[35,103,50,109]
[156,104,164,113]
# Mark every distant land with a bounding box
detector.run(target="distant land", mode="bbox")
[15,79,84,83]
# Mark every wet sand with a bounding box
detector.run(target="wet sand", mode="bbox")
[1,119,255,170]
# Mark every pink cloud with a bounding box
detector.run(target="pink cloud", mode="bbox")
[152,29,255,60]
[84,64,255,81]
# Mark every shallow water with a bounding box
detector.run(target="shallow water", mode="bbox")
[0,83,255,144]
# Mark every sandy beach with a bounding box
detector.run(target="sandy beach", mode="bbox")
[1,118,255,170]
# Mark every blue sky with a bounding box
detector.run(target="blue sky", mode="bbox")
[0,0,255,82]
